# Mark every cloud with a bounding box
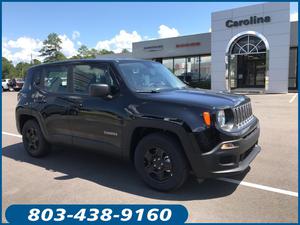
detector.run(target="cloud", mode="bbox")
[2,37,43,65]
[72,31,80,40]
[2,34,77,64]
[208,28,212,32]
[94,25,180,53]
[95,30,142,53]
[290,12,298,21]
[158,25,180,38]
[3,24,181,63]
[58,34,78,57]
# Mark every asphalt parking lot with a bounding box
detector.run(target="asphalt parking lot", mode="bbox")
[2,91,298,223]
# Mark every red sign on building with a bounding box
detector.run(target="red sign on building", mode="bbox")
[176,42,201,48]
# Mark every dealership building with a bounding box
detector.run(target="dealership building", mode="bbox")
[100,3,298,93]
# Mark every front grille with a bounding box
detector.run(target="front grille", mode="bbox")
[232,102,253,127]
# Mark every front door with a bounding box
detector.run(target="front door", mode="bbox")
[68,62,124,155]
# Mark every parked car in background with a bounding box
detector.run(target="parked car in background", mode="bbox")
[2,79,11,91]
[8,78,24,91]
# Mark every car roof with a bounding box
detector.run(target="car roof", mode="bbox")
[29,58,151,70]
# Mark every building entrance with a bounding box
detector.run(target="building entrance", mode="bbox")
[237,53,266,88]
[227,33,268,90]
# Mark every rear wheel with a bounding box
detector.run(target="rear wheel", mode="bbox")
[134,133,189,191]
[22,120,51,157]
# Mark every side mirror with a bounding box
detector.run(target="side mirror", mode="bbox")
[89,84,111,97]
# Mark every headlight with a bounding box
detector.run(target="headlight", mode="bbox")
[216,110,226,127]
[216,110,234,131]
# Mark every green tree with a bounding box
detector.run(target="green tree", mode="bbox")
[39,33,66,63]
[77,45,90,58]
[2,57,16,79]
[32,59,42,65]
[15,62,31,78]
[98,49,114,55]
[73,45,108,59]
[89,48,99,58]
[70,55,81,59]
[121,49,130,53]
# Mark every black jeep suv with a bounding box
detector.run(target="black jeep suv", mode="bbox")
[16,59,261,191]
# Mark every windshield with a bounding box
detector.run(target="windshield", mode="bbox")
[118,61,186,92]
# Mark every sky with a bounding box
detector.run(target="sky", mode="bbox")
[2,2,298,64]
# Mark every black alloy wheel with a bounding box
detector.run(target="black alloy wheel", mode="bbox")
[22,120,50,157]
[134,133,189,191]
[25,127,39,152]
[144,147,173,182]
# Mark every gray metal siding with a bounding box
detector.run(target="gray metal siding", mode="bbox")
[132,33,211,59]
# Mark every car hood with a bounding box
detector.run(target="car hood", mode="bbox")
[138,88,248,110]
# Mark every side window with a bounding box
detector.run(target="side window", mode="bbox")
[43,66,69,93]
[32,68,42,85]
[72,64,116,94]
[23,69,33,90]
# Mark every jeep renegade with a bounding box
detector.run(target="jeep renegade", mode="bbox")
[16,59,261,191]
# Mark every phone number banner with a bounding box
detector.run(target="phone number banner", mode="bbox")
[5,204,188,224]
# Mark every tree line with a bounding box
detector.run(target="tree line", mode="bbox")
[2,33,130,79]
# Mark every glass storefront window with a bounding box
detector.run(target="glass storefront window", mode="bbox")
[174,58,186,81]
[162,58,174,73]
[186,57,200,83]
[289,48,298,90]
[229,55,238,89]
[161,55,211,89]
[200,56,211,89]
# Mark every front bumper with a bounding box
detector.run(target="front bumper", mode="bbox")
[188,119,261,178]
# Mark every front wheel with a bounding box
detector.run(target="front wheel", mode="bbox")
[22,120,51,157]
[134,133,189,191]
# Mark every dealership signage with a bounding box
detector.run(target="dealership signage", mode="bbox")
[144,45,163,52]
[176,42,201,48]
[226,16,271,28]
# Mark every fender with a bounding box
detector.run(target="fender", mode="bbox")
[122,116,208,176]
[15,106,32,134]
[16,107,51,143]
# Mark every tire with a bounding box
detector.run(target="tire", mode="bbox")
[134,133,189,192]
[22,120,51,157]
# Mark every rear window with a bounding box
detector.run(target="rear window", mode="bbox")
[43,66,69,93]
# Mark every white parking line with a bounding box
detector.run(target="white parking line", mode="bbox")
[2,131,298,198]
[217,177,298,198]
[2,131,22,138]
[289,93,298,103]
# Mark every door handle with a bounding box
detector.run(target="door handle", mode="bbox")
[34,98,47,103]
[68,103,83,116]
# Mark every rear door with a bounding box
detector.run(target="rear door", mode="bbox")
[68,62,124,155]
[31,64,74,145]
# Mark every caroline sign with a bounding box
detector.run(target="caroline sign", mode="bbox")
[226,16,271,28]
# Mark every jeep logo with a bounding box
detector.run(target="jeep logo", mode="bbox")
[226,16,271,28]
